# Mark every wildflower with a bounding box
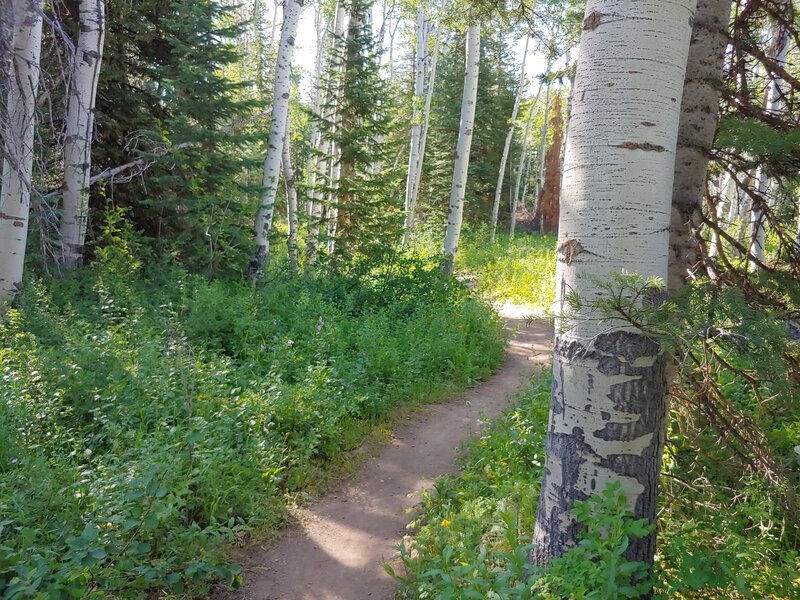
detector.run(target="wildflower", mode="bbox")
[440,519,452,528]
[287,339,294,347]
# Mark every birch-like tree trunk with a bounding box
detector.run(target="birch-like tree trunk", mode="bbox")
[402,13,442,247]
[306,2,346,268]
[508,81,544,233]
[58,0,106,268]
[532,0,695,567]
[749,3,790,271]
[0,0,43,308]
[403,7,426,231]
[283,115,299,272]
[668,0,732,291]
[441,24,480,276]
[535,74,553,202]
[490,36,529,242]
[251,0,303,278]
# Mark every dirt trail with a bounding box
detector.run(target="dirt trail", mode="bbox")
[220,306,551,600]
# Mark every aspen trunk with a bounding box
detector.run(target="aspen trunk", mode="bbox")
[0,0,43,308]
[749,2,790,271]
[535,76,552,203]
[532,0,695,567]
[283,115,299,272]
[306,2,346,268]
[251,0,303,278]
[403,12,442,246]
[403,7,426,233]
[58,0,106,269]
[668,0,732,290]
[509,82,544,235]
[441,24,480,276]
[490,36,529,242]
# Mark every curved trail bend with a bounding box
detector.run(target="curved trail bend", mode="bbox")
[220,305,552,600]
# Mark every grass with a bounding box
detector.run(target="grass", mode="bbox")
[406,226,557,314]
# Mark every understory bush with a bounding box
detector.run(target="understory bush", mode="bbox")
[0,253,504,597]
[396,370,800,599]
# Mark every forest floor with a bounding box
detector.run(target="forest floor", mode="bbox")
[214,305,552,600]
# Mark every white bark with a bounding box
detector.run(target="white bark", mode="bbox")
[509,81,544,232]
[58,0,106,268]
[251,0,303,277]
[402,7,427,238]
[490,36,529,242]
[306,3,346,268]
[0,0,43,308]
[532,0,695,566]
[283,114,299,272]
[535,75,553,202]
[510,146,534,237]
[402,12,442,247]
[749,4,790,271]
[441,24,480,276]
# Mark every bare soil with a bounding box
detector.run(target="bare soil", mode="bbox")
[217,306,551,600]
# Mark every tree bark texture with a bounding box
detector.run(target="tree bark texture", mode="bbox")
[668,0,732,291]
[534,94,563,234]
[490,36,529,242]
[0,0,43,308]
[283,115,299,272]
[441,24,480,276]
[58,0,106,268]
[403,7,426,235]
[532,0,696,567]
[251,0,303,278]
[403,13,441,247]
[306,2,346,268]
[509,81,544,236]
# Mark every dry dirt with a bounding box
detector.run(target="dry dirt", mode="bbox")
[216,305,552,600]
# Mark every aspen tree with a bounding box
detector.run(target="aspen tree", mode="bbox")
[532,0,696,567]
[0,0,44,308]
[283,114,299,272]
[403,10,442,247]
[508,81,544,236]
[306,2,346,267]
[490,36,529,242]
[441,24,480,276]
[749,1,790,271]
[58,0,106,268]
[251,0,304,278]
[669,0,732,290]
[403,7,427,242]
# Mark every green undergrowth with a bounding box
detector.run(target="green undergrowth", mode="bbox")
[395,370,800,599]
[406,226,557,314]
[457,232,556,313]
[0,251,504,597]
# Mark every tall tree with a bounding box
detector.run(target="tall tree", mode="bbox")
[251,0,304,278]
[0,0,43,308]
[441,24,480,276]
[669,0,732,291]
[402,8,442,247]
[533,93,563,233]
[403,6,427,237]
[58,0,106,268]
[531,0,696,569]
[490,35,529,242]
